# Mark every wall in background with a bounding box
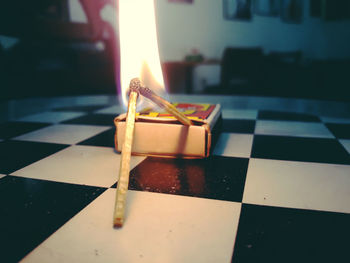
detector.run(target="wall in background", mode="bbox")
[155,0,350,61]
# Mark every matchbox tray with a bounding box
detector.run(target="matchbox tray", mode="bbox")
[114,103,222,158]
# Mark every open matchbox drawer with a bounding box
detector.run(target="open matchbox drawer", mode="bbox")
[114,103,222,158]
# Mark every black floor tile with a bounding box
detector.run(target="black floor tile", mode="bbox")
[61,114,116,126]
[251,135,350,164]
[128,156,249,202]
[325,123,350,139]
[0,176,106,263]
[78,128,115,148]
[0,122,50,140]
[258,110,320,122]
[232,204,350,263]
[222,120,255,133]
[0,140,68,174]
[53,105,110,112]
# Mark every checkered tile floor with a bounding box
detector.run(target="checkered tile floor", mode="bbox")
[1,99,350,263]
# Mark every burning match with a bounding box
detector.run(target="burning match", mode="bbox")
[130,78,193,126]
[113,81,139,228]
[113,78,194,227]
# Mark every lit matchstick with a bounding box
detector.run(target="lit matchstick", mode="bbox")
[130,78,193,126]
[113,81,139,228]
[113,78,193,227]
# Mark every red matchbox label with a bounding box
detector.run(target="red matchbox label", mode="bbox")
[138,103,216,121]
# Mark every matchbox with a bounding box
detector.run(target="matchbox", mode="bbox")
[114,103,222,158]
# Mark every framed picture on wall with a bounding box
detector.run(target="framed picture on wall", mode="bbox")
[168,0,193,3]
[253,0,280,16]
[280,0,302,23]
[223,0,252,20]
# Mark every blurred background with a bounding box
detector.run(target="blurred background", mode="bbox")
[1,0,349,102]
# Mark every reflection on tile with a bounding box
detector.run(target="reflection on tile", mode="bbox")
[252,135,350,165]
[129,156,249,202]
[325,123,350,139]
[12,145,145,187]
[339,139,350,154]
[233,204,350,263]
[22,189,241,263]
[258,111,320,122]
[243,158,350,213]
[255,120,334,138]
[53,105,109,112]
[213,133,253,158]
[62,114,116,126]
[78,128,115,148]
[0,174,5,179]
[222,109,258,120]
[321,116,350,124]
[0,140,68,174]
[222,120,255,133]
[0,176,106,263]
[94,105,124,115]
[0,122,50,140]
[13,124,110,145]
[18,111,86,123]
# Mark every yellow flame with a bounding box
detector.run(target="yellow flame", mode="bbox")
[119,0,165,107]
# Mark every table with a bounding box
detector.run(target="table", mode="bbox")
[1,95,350,262]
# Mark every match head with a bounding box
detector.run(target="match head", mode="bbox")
[128,78,142,94]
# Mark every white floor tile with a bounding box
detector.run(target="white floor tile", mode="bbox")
[22,189,240,263]
[12,145,145,188]
[95,105,124,114]
[243,158,350,214]
[13,124,110,145]
[321,116,350,124]
[255,120,334,138]
[213,133,253,158]
[17,111,86,123]
[222,109,258,120]
[339,139,350,154]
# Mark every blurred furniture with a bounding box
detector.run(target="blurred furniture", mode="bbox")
[0,0,119,100]
[162,60,220,94]
[204,46,350,101]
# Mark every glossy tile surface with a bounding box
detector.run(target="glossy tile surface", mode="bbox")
[255,120,334,138]
[339,139,350,154]
[258,110,321,122]
[251,135,350,164]
[233,204,350,263]
[0,140,68,174]
[325,123,350,139]
[62,114,116,126]
[222,119,256,133]
[78,128,115,148]
[94,105,124,114]
[243,158,350,213]
[1,96,350,263]
[13,124,110,144]
[0,122,50,140]
[213,133,254,158]
[222,109,258,120]
[129,156,249,202]
[0,176,105,263]
[17,111,86,123]
[12,145,145,187]
[22,189,241,263]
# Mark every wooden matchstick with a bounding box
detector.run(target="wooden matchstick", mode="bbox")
[113,88,139,228]
[130,78,193,126]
